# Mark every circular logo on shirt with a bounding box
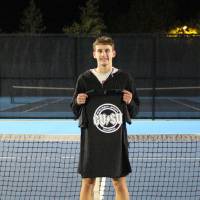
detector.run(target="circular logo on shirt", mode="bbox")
[93,103,123,133]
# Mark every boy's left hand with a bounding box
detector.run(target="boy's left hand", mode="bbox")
[122,90,133,104]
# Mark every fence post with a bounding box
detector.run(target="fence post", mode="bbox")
[152,34,158,120]
[74,36,78,83]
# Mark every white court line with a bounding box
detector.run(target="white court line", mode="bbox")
[0,101,27,112]
[168,98,200,111]
[24,98,65,112]
[100,177,106,200]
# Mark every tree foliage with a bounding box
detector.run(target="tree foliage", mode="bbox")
[192,15,200,33]
[63,0,106,35]
[19,0,46,33]
[109,0,177,33]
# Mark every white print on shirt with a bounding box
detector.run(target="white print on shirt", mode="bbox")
[93,103,122,133]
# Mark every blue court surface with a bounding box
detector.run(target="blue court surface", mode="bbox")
[0,119,199,135]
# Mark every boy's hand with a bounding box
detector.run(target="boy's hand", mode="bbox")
[76,93,88,105]
[123,90,133,104]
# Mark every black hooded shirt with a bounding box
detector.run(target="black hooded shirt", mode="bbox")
[71,69,140,178]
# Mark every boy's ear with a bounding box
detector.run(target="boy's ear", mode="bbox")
[112,50,116,58]
[93,51,96,59]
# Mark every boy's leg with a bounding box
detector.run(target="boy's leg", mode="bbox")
[80,178,96,200]
[112,176,129,200]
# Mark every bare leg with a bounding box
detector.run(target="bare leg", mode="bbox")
[80,178,96,200]
[112,177,129,200]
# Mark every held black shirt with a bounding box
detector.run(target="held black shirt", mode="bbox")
[71,70,140,178]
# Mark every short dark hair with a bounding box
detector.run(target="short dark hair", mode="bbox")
[93,36,115,50]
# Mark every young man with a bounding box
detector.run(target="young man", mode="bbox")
[71,36,139,200]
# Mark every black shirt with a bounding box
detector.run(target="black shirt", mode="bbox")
[71,69,140,178]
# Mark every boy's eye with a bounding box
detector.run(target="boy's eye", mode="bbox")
[97,49,110,53]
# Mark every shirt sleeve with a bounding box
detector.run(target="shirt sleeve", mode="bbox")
[70,74,86,119]
[125,73,140,118]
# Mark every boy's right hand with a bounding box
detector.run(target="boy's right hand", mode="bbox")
[76,93,88,105]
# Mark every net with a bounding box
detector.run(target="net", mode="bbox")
[0,84,199,119]
[0,134,199,200]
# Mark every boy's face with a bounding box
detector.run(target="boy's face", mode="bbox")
[93,44,116,67]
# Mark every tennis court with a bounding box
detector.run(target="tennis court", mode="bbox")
[0,34,199,199]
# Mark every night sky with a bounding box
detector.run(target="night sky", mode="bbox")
[0,0,200,33]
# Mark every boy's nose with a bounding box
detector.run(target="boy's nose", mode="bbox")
[101,51,107,55]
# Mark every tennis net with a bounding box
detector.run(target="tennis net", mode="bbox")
[0,134,199,200]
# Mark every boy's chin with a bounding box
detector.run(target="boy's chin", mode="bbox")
[101,62,109,66]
